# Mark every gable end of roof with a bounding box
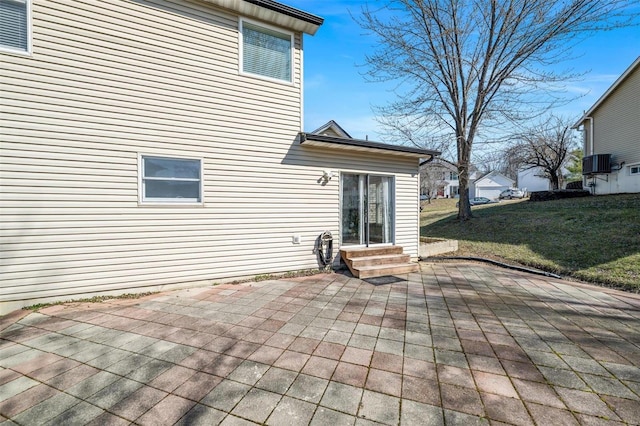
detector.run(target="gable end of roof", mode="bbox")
[573,56,640,129]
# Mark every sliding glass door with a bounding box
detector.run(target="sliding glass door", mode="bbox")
[341,174,395,246]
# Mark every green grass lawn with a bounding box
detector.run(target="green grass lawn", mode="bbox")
[420,194,640,291]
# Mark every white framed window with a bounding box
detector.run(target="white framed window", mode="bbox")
[0,0,31,54]
[240,19,293,83]
[630,165,640,176]
[139,155,203,204]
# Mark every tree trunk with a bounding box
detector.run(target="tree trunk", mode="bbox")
[550,172,560,190]
[458,166,472,220]
[457,135,473,221]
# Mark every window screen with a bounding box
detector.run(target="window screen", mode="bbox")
[141,156,202,203]
[242,21,292,82]
[0,0,28,52]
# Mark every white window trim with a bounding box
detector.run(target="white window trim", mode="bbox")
[238,17,295,85]
[138,154,204,205]
[630,164,640,176]
[0,0,32,56]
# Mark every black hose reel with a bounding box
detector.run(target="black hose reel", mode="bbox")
[316,231,334,269]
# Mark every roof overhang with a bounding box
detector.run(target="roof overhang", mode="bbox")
[299,133,440,159]
[203,0,323,35]
[572,56,640,129]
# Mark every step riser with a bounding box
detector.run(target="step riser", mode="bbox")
[358,264,419,279]
[340,245,418,279]
[350,255,411,268]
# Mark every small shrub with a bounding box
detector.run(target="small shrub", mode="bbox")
[529,189,590,201]
[565,181,583,190]
[254,274,275,282]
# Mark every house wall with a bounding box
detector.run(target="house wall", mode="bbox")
[518,168,551,193]
[419,161,458,198]
[473,174,514,199]
[0,0,421,313]
[585,64,640,194]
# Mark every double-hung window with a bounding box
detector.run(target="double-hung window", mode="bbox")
[241,19,293,83]
[140,156,202,204]
[0,0,30,54]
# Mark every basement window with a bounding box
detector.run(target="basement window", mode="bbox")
[630,165,640,176]
[140,156,202,204]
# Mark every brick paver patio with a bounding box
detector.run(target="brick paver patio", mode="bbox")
[1,263,639,425]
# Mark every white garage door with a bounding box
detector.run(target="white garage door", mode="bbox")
[477,187,505,200]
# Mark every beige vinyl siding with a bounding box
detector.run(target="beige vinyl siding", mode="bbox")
[586,64,640,194]
[592,67,640,165]
[0,0,421,313]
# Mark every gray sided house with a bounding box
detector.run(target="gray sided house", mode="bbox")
[573,56,640,195]
[0,0,438,313]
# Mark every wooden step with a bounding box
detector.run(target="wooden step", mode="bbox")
[356,263,419,279]
[340,246,403,258]
[349,254,411,268]
[340,245,418,279]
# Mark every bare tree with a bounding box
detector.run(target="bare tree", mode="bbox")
[515,116,578,190]
[420,158,453,202]
[475,146,522,181]
[420,167,443,203]
[358,0,635,220]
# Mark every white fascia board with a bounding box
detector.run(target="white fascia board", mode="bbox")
[203,0,322,34]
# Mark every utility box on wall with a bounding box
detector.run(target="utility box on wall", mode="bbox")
[583,154,612,175]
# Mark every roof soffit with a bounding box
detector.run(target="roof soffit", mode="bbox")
[202,0,323,34]
[299,132,440,159]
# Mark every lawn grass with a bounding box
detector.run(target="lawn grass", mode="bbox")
[420,194,640,292]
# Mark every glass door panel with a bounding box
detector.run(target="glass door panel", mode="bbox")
[368,176,393,244]
[341,174,394,246]
[341,174,362,245]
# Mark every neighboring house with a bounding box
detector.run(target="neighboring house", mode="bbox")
[419,158,460,198]
[0,0,439,313]
[517,166,570,193]
[472,171,515,199]
[467,170,481,198]
[573,56,640,195]
[311,120,352,139]
[517,167,553,193]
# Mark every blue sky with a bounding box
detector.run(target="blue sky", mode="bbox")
[287,1,640,145]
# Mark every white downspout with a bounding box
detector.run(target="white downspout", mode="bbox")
[585,117,594,155]
[584,117,594,193]
[299,34,304,132]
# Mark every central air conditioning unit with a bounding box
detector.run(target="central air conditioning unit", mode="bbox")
[583,154,612,175]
